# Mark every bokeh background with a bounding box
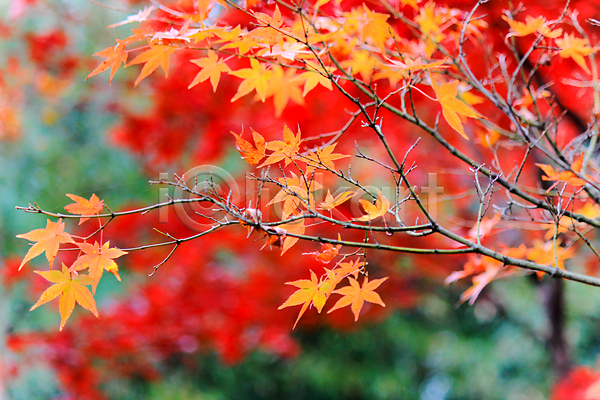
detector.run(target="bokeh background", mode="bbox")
[3,1,600,399]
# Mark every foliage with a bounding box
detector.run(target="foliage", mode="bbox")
[7,0,600,398]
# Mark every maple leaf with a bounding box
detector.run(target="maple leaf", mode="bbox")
[229,59,272,102]
[71,241,127,293]
[293,67,334,96]
[281,220,305,254]
[16,219,75,270]
[259,124,302,167]
[231,128,265,165]
[327,276,388,321]
[556,34,595,74]
[267,172,322,219]
[303,235,342,264]
[188,51,232,92]
[430,76,481,139]
[265,66,304,117]
[527,240,575,278]
[331,258,363,281]
[502,15,562,38]
[341,50,378,81]
[246,6,287,48]
[278,270,336,329]
[86,40,128,83]
[536,156,587,187]
[64,193,104,225]
[30,263,98,331]
[354,189,390,222]
[318,190,356,212]
[127,44,177,86]
[303,143,350,174]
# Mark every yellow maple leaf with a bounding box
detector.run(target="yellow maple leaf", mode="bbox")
[556,33,595,74]
[278,269,336,329]
[127,44,177,86]
[188,51,232,92]
[30,263,99,331]
[431,75,481,139]
[260,124,302,167]
[16,219,75,270]
[502,15,562,38]
[229,59,272,102]
[327,275,388,321]
[265,65,304,117]
[354,189,390,222]
[318,190,356,212]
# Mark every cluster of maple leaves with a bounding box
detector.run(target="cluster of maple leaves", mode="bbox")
[17,195,126,330]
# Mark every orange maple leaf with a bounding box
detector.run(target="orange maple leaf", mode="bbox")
[127,44,177,86]
[30,263,98,331]
[327,275,388,321]
[265,66,304,117]
[318,190,356,212]
[303,143,350,175]
[229,59,272,102]
[231,128,265,165]
[556,34,595,74]
[431,75,481,139]
[259,124,302,167]
[64,193,104,225]
[303,235,342,264]
[86,40,128,83]
[71,241,127,292]
[354,189,390,222]
[502,15,562,38]
[278,270,336,329]
[16,219,75,270]
[293,66,334,96]
[536,156,587,187]
[267,171,322,219]
[188,51,232,92]
[331,258,363,281]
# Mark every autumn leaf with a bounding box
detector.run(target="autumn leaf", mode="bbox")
[331,258,363,281]
[64,193,104,225]
[354,189,390,222]
[127,44,177,86]
[502,15,562,38]
[303,143,350,175]
[267,172,322,219]
[188,51,232,92]
[30,263,98,331]
[536,156,587,187]
[71,241,127,293]
[431,75,482,139]
[293,66,334,97]
[259,124,302,167]
[229,58,272,102]
[303,235,342,264]
[86,40,128,83]
[16,219,75,270]
[318,190,356,212]
[556,34,595,74]
[231,128,265,165]
[278,270,336,329]
[265,65,304,117]
[327,275,388,321]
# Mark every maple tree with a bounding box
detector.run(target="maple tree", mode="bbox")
[7,0,600,397]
